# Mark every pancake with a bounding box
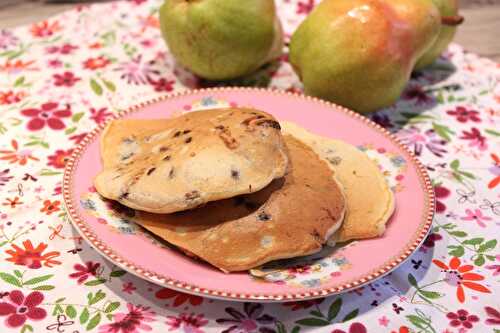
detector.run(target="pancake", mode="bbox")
[132,136,346,272]
[94,108,289,214]
[282,122,395,242]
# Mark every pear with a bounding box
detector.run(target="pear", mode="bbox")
[159,0,283,81]
[289,0,441,113]
[415,0,463,70]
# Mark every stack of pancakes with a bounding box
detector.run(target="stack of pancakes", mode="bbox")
[94,108,394,273]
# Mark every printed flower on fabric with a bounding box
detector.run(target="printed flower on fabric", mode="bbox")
[398,127,447,157]
[216,303,275,333]
[155,288,203,307]
[0,91,26,105]
[30,20,61,37]
[461,208,492,227]
[165,313,208,333]
[83,56,111,70]
[0,140,39,165]
[488,153,500,189]
[402,84,433,105]
[114,55,159,85]
[484,306,500,325]
[460,127,488,151]
[90,107,112,125]
[447,106,481,123]
[0,59,37,75]
[21,102,72,131]
[0,30,18,49]
[422,232,443,248]
[0,290,46,328]
[47,149,73,169]
[98,303,155,333]
[69,261,100,284]
[148,78,175,92]
[53,71,81,87]
[447,309,479,329]
[5,240,61,269]
[332,322,368,333]
[432,257,491,303]
[40,199,61,215]
[485,255,500,276]
[46,43,77,55]
[434,184,450,213]
[0,168,13,187]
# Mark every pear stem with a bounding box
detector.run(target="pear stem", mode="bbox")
[441,15,464,26]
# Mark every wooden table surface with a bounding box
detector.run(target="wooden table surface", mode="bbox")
[0,0,499,62]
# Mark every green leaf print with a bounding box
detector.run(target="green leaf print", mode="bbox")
[463,238,484,245]
[104,302,120,313]
[433,123,455,142]
[449,231,467,237]
[408,273,418,287]
[485,129,500,137]
[109,270,126,277]
[31,285,55,290]
[90,78,103,96]
[72,112,85,123]
[478,239,497,252]
[0,272,22,287]
[419,290,442,299]
[86,313,101,331]
[342,309,359,322]
[66,305,77,319]
[295,318,330,326]
[327,298,342,321]
[85,278,107,286]
[474,255,485,266]
[102,79,116,92]
[23,274,54,285]
[80,307,90,324]
[14,76,25,87]
[20,324,33,333]
[448,245,465,257]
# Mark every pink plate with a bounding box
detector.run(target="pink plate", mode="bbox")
[63,88,434,302]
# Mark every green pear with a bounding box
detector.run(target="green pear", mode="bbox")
[289,0,441,113]
[415,0,463,70]
[159,0,283,81]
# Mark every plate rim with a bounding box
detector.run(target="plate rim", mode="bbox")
[63,87,435,302]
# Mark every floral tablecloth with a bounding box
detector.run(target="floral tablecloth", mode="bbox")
[0,0,499,332]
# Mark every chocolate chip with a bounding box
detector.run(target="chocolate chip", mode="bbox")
[146,167,156,175]
[185,190,200,201]
[159,146,169,152]
[169,168,175,179]
[258,119,281,130]
[231,169,239,179]
[173,131,181,137]
[185,137,192,144]
[183,130,191,134]
[258,211,271,221]
[163,155,171,161]
[119,192,129,200]
[215,125,224,130]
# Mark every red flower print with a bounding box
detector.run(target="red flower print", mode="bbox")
[47,149,73,169]
[21,102,71,131]
[447,106,481,123]
[89,42,102,49]
[40,200,61,215]
[0,60,37,74]
[0,168,13,187]
[485,255,500,276]
[2,196,23,208]
[69,261,101,284]
[297,0,315,14]
[432,257,491,303]
[122,282,136,294]
[331,322,367,333]
[5,240,61,269]
[485,306,500,325]
[403,84,433,105]
[53,71,80,87]
[69,132,88,144]
[98,303,156,333]
[0,91,26,105]
[423,232,443,248]
[90,107,112,125]
[447,309,479,329]
[460,127,487,151]
[0,140,39,165]
[166,313,208,333]
[46,43,77,55]
[83,56,111,70]
[47,59,62,69]
[148,78,175,92]
[155,288,203,307]
[0,290,46,328]
[434,185,451,213]
[30,20,61,37]
[488,153,500,189]
[283,298,324,311]
[461,208,492,227]
[390,327,410,333]
[287,264,312,275]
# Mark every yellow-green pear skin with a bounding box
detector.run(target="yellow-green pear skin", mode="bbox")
[159,0,283,81]
[289,0,441,113]
[415,0,460,70]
